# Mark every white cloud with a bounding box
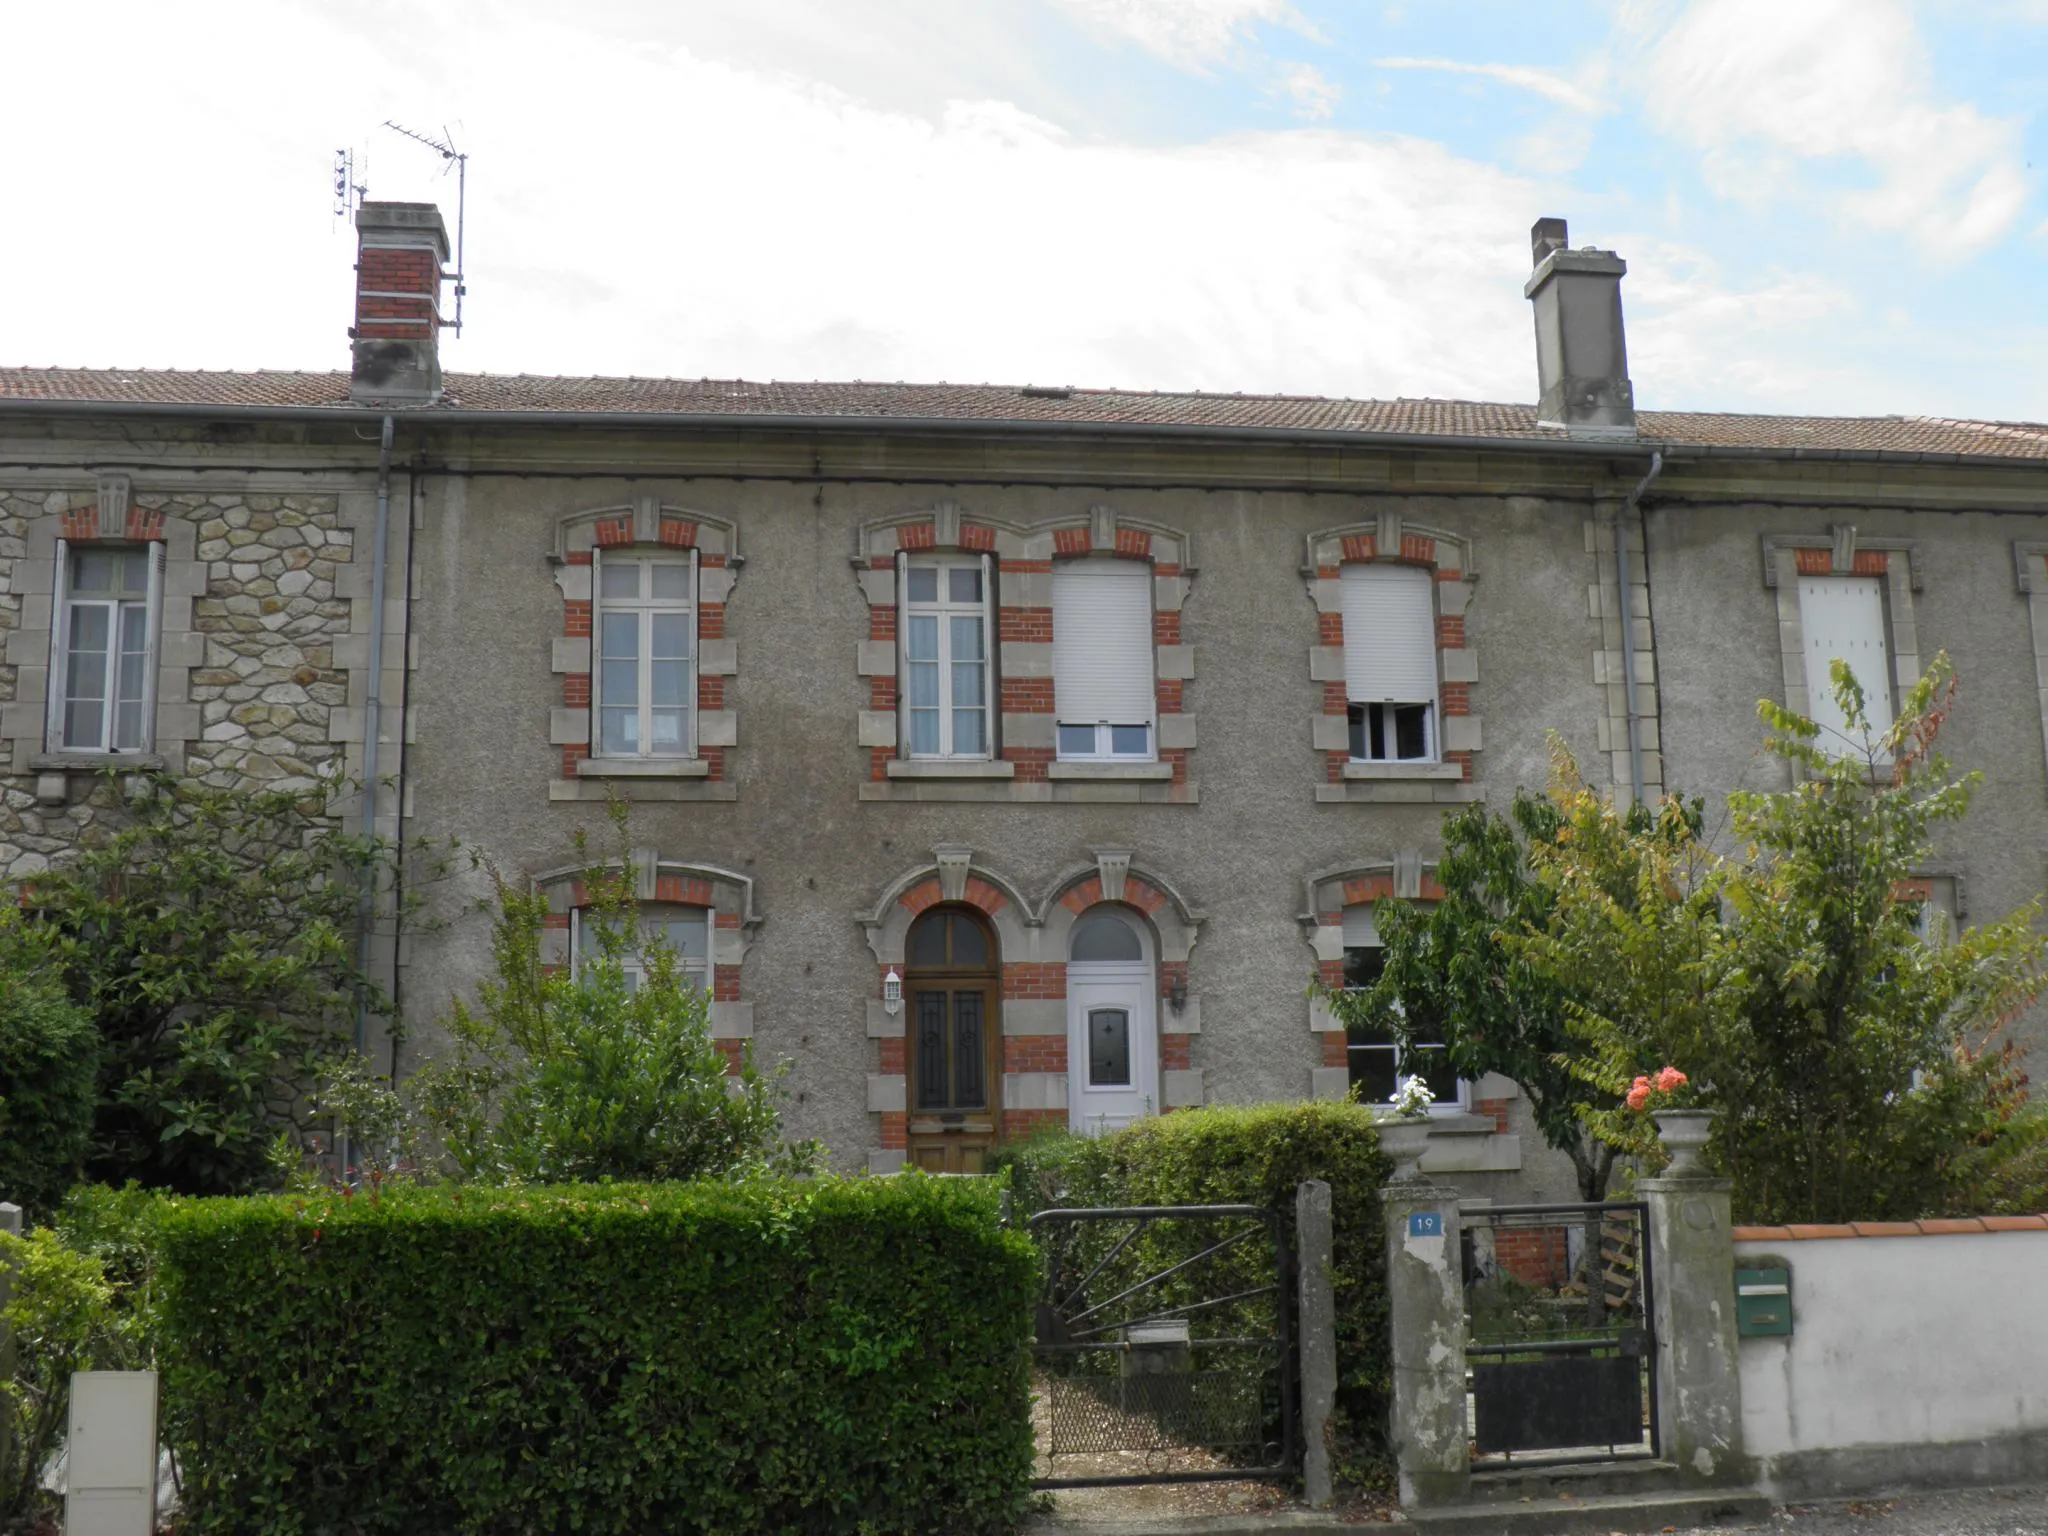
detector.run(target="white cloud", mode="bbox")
[1048,0,1312,73]
[1636,0,2028,259]
[1271,62,1341,120]
[1371,57,1604,114]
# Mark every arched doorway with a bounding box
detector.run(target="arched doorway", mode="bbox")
[1067,906,1159,1135]
[904,905,1000,1172]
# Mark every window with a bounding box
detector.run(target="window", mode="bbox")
[901,556,992,759]
[1052,559,1155,760]
[1070,911,1144,962]
[1796,575,1893,754]
[1342,564,1437,763]
[594,552,696,758]
[51,541,162,754]
[572,903,709,992]
[1341,903,1460,1110]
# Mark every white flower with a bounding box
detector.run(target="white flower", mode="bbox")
[1388,1075,1435,1119]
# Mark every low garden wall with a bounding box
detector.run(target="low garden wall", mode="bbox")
[1733,1215,2048,1498]
[154,1176,1036,1536]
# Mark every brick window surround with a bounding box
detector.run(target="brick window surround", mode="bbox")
[853,501,1197,804]
[1303,513,1481,805]
[1299,854,1521,1173]
[1762,525,1922,769]
[536,847,760,1068]
[858,846,1205,1174]
[549,496,739,803]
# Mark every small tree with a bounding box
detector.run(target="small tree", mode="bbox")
[0,912,98,1221]
[1531,656,2048,1222]
[1317,793,1637,1201]
[3,772,414,1197]
[340,808,818,1186]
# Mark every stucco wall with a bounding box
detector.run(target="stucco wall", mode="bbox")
[1734,1223,2048,1493]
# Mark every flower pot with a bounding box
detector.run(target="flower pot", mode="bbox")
[1376,1118,1432,1181]
[1651,1108,1717,1177]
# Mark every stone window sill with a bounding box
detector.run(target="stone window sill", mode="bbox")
[28,752,166,774]
[1341,760,1462,781]
[1047,761,1174,781]
[576,756,712,779]
[884,759,1016,780]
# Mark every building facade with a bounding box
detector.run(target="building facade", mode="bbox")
[4,204,2045,1195]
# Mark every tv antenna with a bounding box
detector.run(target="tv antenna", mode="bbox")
[331,147,365,224]
[382,120,469,336]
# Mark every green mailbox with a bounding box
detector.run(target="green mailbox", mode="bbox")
[1735,1265,1792,1337]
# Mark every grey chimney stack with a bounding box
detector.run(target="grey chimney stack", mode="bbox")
[349,202,450,405]
[1524,216,1635,438]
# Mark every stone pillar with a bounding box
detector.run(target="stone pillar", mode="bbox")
[1383,1175,1469,1507]
[1641,1172,1745,1484]
[0,1203,20,1481]
[1296,1180,1336,1510]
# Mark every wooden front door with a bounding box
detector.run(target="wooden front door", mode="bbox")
[904,908,1000,1173]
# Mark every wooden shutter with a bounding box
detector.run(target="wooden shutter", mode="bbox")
[1051,560,1155,725]
[1341,904,1381,949]
[587,546,603,755]
[1797,576,1893,746]
[1341,564,1437,704]
[45,536,69,750]
[140,540,166,751]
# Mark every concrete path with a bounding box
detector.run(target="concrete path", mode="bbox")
[1696,1485,2048,1536]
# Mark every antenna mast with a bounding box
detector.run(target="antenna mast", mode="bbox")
[382,120,469,336]
[331,148,365,224]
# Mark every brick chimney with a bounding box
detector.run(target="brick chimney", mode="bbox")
[1524,216,1636,439]
[349,201,449,405]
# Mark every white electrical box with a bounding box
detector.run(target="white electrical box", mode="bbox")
[65,1370,158,1536]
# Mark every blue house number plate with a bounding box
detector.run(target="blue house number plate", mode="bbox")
[1408,1211,1443,1238]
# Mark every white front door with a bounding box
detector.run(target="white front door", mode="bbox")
[1067,963,1158,1135]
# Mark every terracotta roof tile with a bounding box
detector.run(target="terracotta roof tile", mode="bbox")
[2,367,2045,460]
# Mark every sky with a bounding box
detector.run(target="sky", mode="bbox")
[6,0,2048,420]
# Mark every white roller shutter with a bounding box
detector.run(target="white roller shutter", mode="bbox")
[1053,560,1155,725]
[1341,564,1437,703]
[1341,904,1381,949]
[1797,576,1893,749]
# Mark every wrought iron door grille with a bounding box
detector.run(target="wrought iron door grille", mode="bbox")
[1462,1201,1658,1464]
[1027,1205,1295,1488]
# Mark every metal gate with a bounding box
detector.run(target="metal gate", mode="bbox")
[1462,1201,1657,1463]
[1027,1204,1295,1488]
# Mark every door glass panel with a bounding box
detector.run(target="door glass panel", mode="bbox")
[1070,913,1142,962]
[1088,1008,1132,1087]
[915,991,948,1109]
[907,912,947,967]
[948,913,988,968]
[953,991,986,1109]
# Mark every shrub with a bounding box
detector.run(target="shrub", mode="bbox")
[993,1101,1393,1485]
[154,1175,1036,1536]
[0,923,98,1220]
[0,1226,136,1531]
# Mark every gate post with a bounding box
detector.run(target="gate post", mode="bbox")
[1382,1171,1469,1507]
[1295,1180,1336,1509]
[1640,1170,1746,1485]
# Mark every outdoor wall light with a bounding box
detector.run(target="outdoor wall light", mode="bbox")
[884,968,903,1016]
[1167,973,1187,1017]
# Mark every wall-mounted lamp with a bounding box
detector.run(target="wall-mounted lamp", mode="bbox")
[1167,973,1187,1017]
[884,968,903,1016]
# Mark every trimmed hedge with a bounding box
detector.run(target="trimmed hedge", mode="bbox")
[993,1101,1393,1483]
[155,1176,1037,1536]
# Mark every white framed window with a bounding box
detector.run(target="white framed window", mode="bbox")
[900,554,993,760]
[593,551,696,759]
[1342,563,1438,763]
[1341,903,1462,1112]
[1796,575,1893,755]
[48,540,163,755]
[1053,558,1156,761]
[572,903,709,993]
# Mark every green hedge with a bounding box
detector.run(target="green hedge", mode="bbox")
[993,1101,1393,1483]
[155,1176,1037,1536]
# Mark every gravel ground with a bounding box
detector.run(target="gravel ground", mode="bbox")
[1690,1486,2048,1536]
